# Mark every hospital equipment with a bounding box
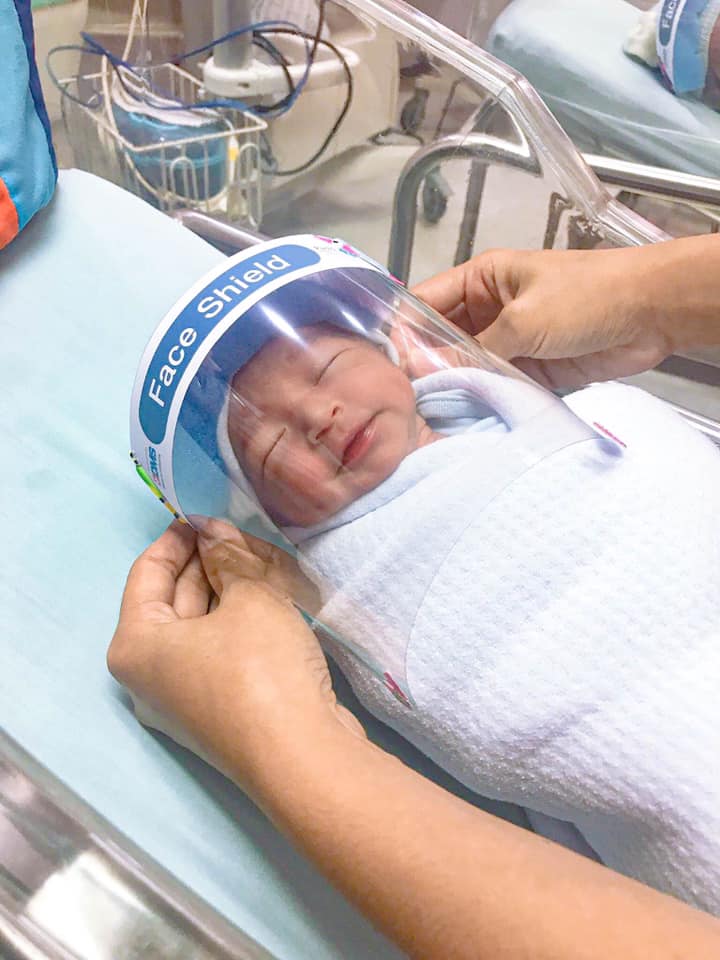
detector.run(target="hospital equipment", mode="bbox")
[4,0,720,954]
[60,62,266,221]
[179,1,399,182]
[54,0,269,221]
[55,0,398,222]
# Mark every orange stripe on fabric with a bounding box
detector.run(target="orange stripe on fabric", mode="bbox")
[0,177,20,249]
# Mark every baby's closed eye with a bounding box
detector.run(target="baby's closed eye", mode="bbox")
[315,348,353,383]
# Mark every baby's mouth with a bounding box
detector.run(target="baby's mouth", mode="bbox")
[341,418,377,468]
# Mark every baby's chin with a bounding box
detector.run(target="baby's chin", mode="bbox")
[267,492,348,529]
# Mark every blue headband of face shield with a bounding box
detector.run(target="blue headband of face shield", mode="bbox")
[129,236,403,549]
[657,0,720,94]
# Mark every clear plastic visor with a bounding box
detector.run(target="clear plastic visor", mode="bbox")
[139,250,599,704]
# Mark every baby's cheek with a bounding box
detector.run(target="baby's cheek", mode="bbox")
[277,456,348,524]
[377,442,408,480]
[278,450,337,502]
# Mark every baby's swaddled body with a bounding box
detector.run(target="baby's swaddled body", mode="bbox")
[298,372,720,913]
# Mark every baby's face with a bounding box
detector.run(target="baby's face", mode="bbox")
[228,324,427,526]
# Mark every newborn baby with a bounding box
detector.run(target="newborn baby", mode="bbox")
[625,0,720,107]
[218,315,720,915]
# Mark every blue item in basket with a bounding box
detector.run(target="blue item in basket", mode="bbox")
[112,103,228,202]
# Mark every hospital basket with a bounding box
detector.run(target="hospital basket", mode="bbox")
[60,62,266,226]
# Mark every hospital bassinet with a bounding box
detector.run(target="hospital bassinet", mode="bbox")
[3,0,720,955]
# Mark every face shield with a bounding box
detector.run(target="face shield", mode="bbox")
[130,234,601,706]
[656,0,720,96]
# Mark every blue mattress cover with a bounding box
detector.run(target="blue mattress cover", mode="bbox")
[0,170,525,959]
[488,0,720,177]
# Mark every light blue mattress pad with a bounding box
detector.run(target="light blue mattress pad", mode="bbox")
[0,170,526,959]
[487,0,720,177]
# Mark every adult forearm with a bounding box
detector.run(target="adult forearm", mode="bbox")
[113,522,720,960]
[233,719,720,960]
[633,234,720,354]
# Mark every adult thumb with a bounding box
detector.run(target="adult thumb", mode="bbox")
[196,518,273,598]
[475,303,532,362]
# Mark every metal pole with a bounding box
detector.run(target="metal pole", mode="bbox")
[213,0,253,69]
[453,161,488,266]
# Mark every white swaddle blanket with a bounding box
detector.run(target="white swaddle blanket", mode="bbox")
[296,373,720,913]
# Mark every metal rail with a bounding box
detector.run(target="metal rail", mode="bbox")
[583,154,720,209]
[0,729,273,960]
[668,402,720,447]
[387,131,540,283]
[387,136,720,287]
[173,209,269,253]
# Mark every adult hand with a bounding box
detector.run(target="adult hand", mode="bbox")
[109,529,720,960]
[108,521,363,790]
[195,516,322,616]
[413,238,720,388]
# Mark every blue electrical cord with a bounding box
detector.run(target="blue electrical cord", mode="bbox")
[47,1,351,176]
[48,18,315,118]
[90,19,312,115]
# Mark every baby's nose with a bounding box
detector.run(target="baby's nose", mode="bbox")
[307,401,342,446]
